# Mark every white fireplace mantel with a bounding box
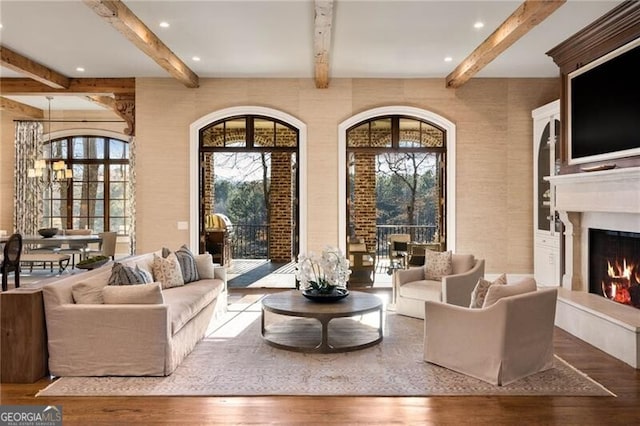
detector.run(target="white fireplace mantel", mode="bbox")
[547,165,640,369]
[547,166,640,214]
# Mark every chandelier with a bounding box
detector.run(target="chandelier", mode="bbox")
[27,96,73,189]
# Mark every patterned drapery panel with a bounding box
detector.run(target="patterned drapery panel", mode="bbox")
[128,135,137,254]
[14,121,43,235]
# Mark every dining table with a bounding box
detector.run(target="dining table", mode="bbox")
[1,234,103,259]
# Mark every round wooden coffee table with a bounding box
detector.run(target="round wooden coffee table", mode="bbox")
[261,290,384,353]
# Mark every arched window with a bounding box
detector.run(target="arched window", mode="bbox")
[345,115,447,253]
[199,115,300,263]
[41,135,131,235]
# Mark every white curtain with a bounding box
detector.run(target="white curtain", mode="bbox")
[14,121,43,236]
[128,135,137,254]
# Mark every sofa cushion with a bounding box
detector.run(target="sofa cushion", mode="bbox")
[102,282,164,304]
[423,250,452,280]
[195,253,216,279]
[72,280,107,304]
[163,245,200,284]
[165,279,224,334]
[398,280,442,301]
[108,262,152,285]
[482,277,537,308]
[153,253,185,289]
[469,273,507,308]
[452,254,475,275]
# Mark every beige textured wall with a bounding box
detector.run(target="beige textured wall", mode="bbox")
[0,77,558,273]
[0,112,15,234]
[134,77,559,273]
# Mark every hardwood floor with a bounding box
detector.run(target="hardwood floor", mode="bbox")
[1,295,638,425]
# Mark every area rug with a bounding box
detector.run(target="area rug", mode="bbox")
[37,313,613,397]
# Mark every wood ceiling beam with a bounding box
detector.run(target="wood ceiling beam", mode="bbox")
[314,0,334,89]
[0,45,71,89]
[83,0,199,88]
[86,93,136,136]
[0,78,135,94]
[0,96,44,119]
[445,0,566,89]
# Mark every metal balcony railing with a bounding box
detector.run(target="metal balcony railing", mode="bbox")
[230,223,437,261]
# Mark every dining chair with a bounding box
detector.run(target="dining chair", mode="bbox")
[1,233,23,291]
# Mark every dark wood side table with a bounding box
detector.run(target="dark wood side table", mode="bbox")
[0,288,48,383]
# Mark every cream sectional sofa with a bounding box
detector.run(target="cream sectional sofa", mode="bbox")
[42,251,227,377]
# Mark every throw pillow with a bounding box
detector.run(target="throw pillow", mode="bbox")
[163,245,200,283]
[72,281,107,304]
[108,262,152,286]
[482,277,537,308]
[102,282,164,304]
[195,253,216,279]
[423,250,453,280]
[469,273,507,308]
[153,252,185,289]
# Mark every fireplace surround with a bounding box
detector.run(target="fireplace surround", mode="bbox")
[548,167,640,368]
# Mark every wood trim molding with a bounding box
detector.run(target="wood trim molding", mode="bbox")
[314,0,334,89]
[0,45,70,89]
[446,0,566,89]
[83,0,199,88]
[546,0,640,74]
[0,96,44,119]
[546,0,640,173]
[0,78,135,94]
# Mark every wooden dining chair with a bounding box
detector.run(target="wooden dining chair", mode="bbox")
[1,233,23,291]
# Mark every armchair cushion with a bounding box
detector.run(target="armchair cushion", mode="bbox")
[398,280,442,301]
[423,250,452,280]
[469,273,507,308]
[482,277,537,308]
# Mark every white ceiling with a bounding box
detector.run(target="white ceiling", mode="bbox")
[0,0,623,110]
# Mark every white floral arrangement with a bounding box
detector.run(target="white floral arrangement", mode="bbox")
[295,246,351,294]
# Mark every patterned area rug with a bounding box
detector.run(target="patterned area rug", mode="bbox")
[38,313,613,397]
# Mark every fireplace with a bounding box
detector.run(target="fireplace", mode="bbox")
[548,167,640,368]
[589,229,640,309]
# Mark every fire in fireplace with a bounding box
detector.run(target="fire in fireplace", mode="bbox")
[589,229,640,309]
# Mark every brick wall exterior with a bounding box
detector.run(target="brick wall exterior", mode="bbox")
[202,153,215,217]
[352,153,377,249]
[269,152,293,262]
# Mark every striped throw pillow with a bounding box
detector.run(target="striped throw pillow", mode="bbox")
[108,263,152,286]
[162,245,200,284]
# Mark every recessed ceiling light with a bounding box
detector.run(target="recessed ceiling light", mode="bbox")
[76,67,85,72]
[0,23,3,29]
[159,21,170,28]
[192,56,201,62]
[444,57,453,62]
[474,21,484,29]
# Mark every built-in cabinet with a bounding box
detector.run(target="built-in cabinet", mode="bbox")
[533,100,562,286]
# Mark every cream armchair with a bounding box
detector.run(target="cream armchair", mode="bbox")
[424,284,557,385]
[394,253,484,319]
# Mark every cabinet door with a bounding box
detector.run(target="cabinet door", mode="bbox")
[534,241,560,286]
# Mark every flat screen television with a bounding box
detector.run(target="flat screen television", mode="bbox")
[568,37,640,165]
